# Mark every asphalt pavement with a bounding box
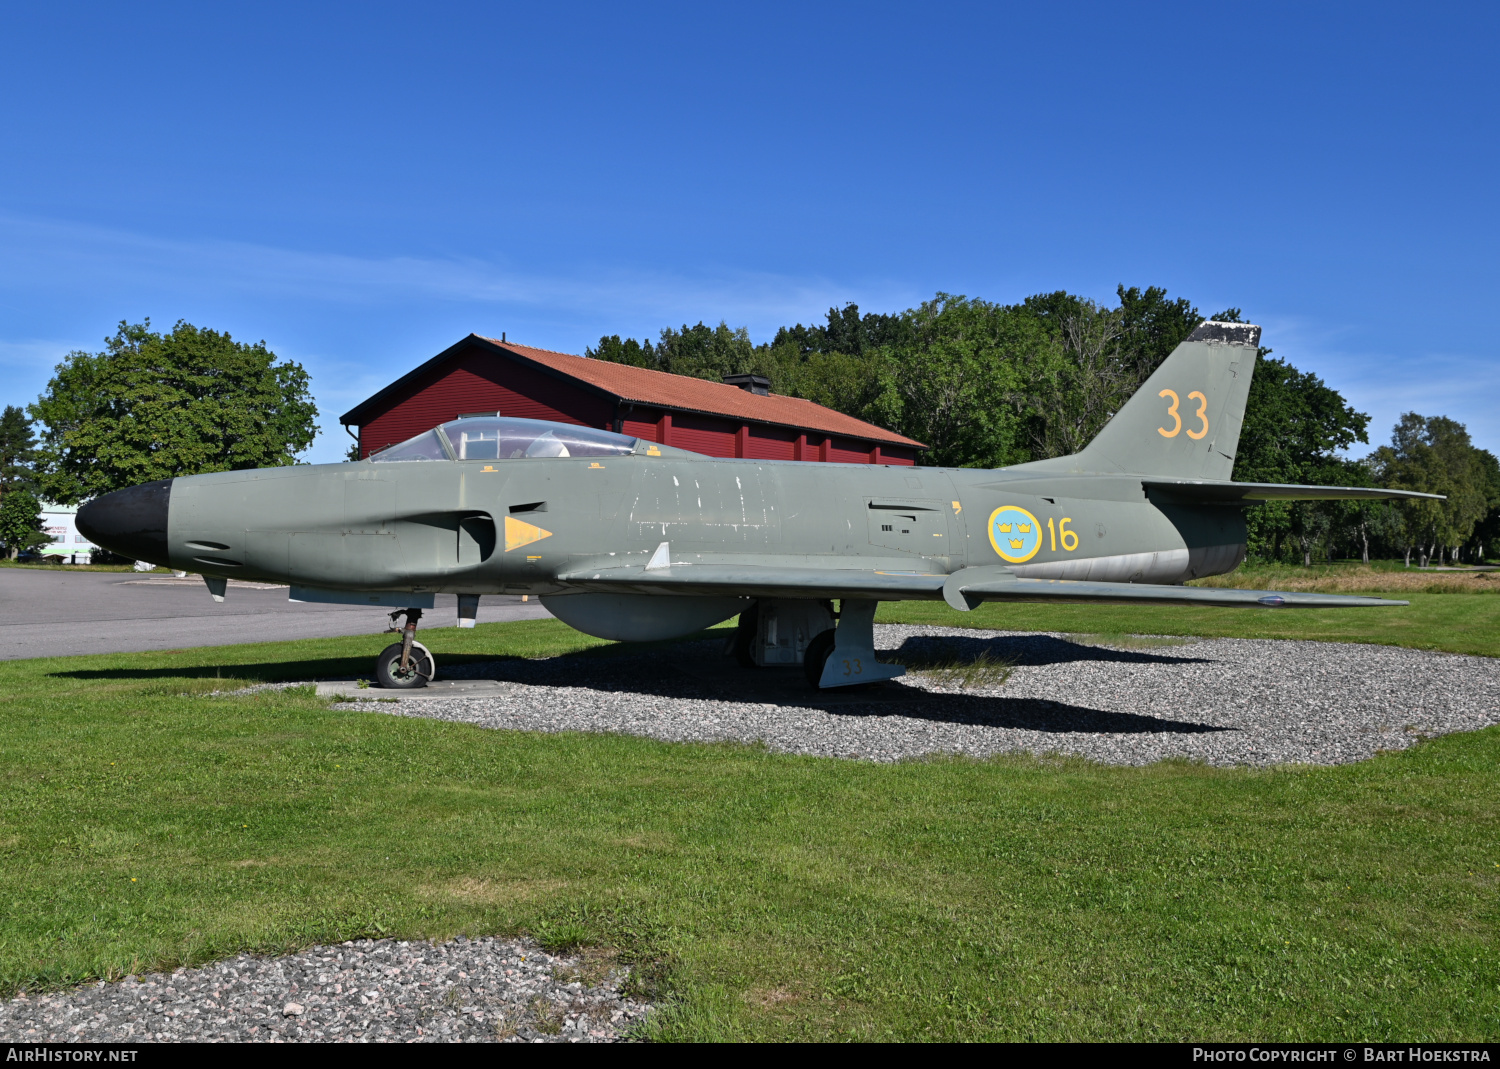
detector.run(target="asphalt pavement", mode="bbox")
[0,568,553,660]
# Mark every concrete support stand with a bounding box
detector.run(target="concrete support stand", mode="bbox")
[818,599,904,688]
[456,594,480,629]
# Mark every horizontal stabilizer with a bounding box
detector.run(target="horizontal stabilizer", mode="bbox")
[1144,479,1445,502]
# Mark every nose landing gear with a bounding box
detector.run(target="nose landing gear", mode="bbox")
[375,607,435,689]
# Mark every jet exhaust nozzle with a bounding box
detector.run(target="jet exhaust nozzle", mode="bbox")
[76,479,174,566]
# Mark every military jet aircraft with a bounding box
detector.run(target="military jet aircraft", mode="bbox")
[78,321,1439,689]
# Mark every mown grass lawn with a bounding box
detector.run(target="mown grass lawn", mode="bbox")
[0,601,1497,1041]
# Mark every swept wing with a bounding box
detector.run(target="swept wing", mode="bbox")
[554,559,1406,609]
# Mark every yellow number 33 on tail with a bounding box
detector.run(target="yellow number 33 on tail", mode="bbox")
[1158,389,1209,440]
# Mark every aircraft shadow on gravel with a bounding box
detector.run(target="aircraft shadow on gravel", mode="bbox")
[50,637,1228,735]
[818,694,1231,735]
[49,655,1228,735]
[887,633,1214,668]
[451,648,1231,736]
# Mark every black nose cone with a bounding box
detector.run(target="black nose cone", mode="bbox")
[76,479,173,566]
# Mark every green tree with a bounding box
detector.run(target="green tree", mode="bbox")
[29,320,318,504]
[1361,497,1410,564]
[0,487,48,558]
[1231,354,1371,561]
[867,294,1052,468]
[1118,285,1204,375]
[1012,285,1203,461]
[581,289,1407,494]
[1340,458,1407,565]
[1013,292,1126,458]
[0,404,38,505]
[771,303,910,359]
[776,349,889,423]
[759,304,911,425]
[1466,449,1500,561]
[585,335,657,369]
[1370,414,1490,566]
[653,322,764,381]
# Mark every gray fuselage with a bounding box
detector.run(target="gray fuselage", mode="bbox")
[164,449,1245,596]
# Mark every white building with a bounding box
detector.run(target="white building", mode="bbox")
[38,502,97,563]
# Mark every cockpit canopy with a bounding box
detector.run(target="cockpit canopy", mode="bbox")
[370,416,641,463]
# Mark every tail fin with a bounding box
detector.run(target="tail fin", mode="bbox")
[1022,320,1260,479]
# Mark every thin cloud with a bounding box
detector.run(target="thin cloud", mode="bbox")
[0,213,911,336]
[1259,314,1499,454]
[0,337,87,368]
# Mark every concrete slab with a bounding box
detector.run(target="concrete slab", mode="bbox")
[0,568,553,660]
[315,679,514,700]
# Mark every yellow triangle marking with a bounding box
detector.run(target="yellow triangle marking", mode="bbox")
[504,515,553,553]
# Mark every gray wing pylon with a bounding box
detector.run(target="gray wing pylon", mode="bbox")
[555,561,1409,610]
[1142,479,1445,502]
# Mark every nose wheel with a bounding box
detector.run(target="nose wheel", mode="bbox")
[376,608,435,689]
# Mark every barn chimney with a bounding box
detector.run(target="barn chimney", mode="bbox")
[723,373,770,396]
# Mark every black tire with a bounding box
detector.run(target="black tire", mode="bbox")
[802,628,837,688]
[375,641,434,689]
[730,602,760,669]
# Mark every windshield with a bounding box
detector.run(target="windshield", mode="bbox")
[371,417,638,462]
[368,428,451,462]
[445,417,638,460]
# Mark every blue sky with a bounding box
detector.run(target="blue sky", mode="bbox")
[1,1,1495,464]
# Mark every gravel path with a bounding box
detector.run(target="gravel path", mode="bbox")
[0,937,651,1043]
[359,626,1500,767]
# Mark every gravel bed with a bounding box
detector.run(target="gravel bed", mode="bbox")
[352,626,1500,767]
[0,936,651,1043]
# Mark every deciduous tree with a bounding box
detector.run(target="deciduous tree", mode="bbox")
[654,322,766,382]
[869,294,1055,468]
[1232,354,1370,561]
[0,487,48,558]
[30,320,318,504]
[585,335,657,369]
[1370,414,1490,565]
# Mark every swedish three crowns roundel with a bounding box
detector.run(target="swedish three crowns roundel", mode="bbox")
[988,505,1042,563]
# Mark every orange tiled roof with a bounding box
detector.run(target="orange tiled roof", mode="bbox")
[482,337,925,449]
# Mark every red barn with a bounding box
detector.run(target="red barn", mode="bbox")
[340,334,927,464]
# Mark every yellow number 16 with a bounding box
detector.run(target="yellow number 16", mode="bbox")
[1046,517,1079,552]
[1158,389,1209,440]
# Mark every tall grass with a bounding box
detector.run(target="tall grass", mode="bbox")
[1190,560,1500,594]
